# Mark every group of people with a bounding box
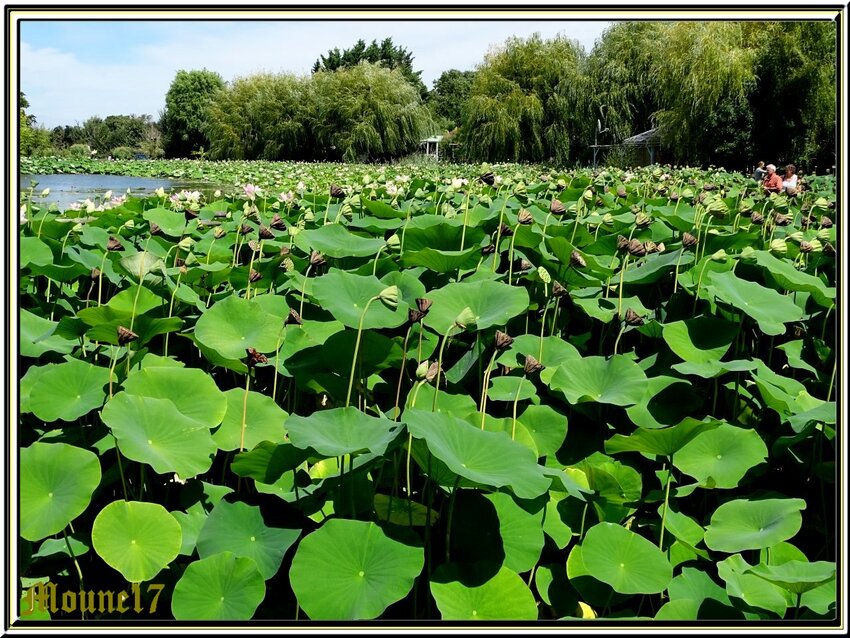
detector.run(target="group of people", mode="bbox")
[753,161,800,196]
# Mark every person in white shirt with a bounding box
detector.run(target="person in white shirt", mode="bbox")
[782,164,798,194]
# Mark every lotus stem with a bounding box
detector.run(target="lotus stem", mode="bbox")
[372,245,386,277]
[827,357,837,403]
[692,258,712,315]
[491,197,509,272]
[406,380,427,505]
[550,297,561,337]
[507,225,520,285]
[245,239,263,300]
[616,253,631,319]
[658,462,673,550]
[113,435,129,502]
[393,325,413,422]
[298,264,313,318]
[96,250,109,306]
[346,295,380,408]
[63,527,85,619]
[613,321,627,356]
[673,247,685,294]
[431,324,456,412]
[539,296,549,361]
[445,476,461,562]
[238,370,251,452]
[510,375,526,440]
[271,326,287,404]
[459,190,471,252]
[163,265,186,358]
[479,350,499,429]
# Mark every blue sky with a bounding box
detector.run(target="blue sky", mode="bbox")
[20,19,612,129]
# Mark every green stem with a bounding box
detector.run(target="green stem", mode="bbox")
[692,258,712,315]
[459,190,471,252]
[271,326,286,404]
[298,264,313,318]
[406,381,426,505]
[510,375,526,440]
[491,197,509,272]
[393,325,413,422]
[479,350,499,429]
[672,247,686,294]
[613,322,627,356]
[507,226,519,285]
[445,476,462,562]
[62,528,86,619]
[113,437,129,502]
[617,253,631,318]
[431,324,456,411]
[346,296,380,408]
[238,371,251,452]
[658,462,673,550]
[163,266,185,358]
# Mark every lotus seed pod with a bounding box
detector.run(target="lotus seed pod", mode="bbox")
[739,200,753,214]
[807,238,823,253]
[750,211,764,225]
[270,213,286,230]
[281,257,295,272]
[494,330,514,350]
[643,240,657,254]
[408,309,425,324]
[656,242,666,253]
[378,285,400,309]
[616,186,627,198]
[481,244,496,256]
[627,239,646,257]
[259,225,274,239]
[813,197,830,211]
[480,171,495,186]
[523,355,544,375]
[817,228,831,242]
[90,268,101,280]
[248,269,263,283]
[550,199,566,215]
[415,298,432,314]
[537,266,551,284]
[415,360,430,381]
[517,209,534,225]
[799,241,813,253]
[570,251,587,268]
[518,259,533,272]
[309,251,326,267]
[285,308,303,326]
[682,188,694,199]
[240,223,253,235]
[149,222,162,235]
[213,226,227,239]
[710,249,728,262]
[602,213,614,226]
[514,182,527,197]
[634,212,651,227]
[820,216,833,229]
[787,231,805,243]
[616,235,630,251]
[624,308,644,326]
[499,223,514,237]
[583,189,594,201]
[247,239,260,252]
[107,236,123,251]
[245,347,268,367]
[303,210,315,222]
[739,246,757,262]
[425,361,441,384]
[770,239,788,257]
[774,213,791,226]
[552,281,568,297]
[117,326,138,346]
[329,184,345,198]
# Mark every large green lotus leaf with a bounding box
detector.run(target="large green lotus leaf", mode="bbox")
[230,441,309,484]
[296,223,386,258]
[400,246,481,272]
[717,555,789,616]
[621,249,695,284]
[360,195,408,219]
[373,494,438,527]
[103,284,164,315]
[213,389,288,452]
[581,522,673,594]
[196,500,299,580]
[272,320,345,376]
[33,534,90,560]
[745,561,835,595]
[121,366,227,430]
[91,500,182,583]
[605,418,720,458]
[430,566,538,620]
[484,492,544,574]
[703,270,804,336]
[286,407,401,457]
[517,404,568,457]
[801,578,838,615]
[571,292,652,324]
[486,375,538,402]
[776,339,818,375]
[142,206,187,236]
[787,402,836,433]
[566,543,629,608]
[404,408,550,499]
[402,214,485,251]
[658,506,706,555]
[424,280,529,334]
[194,294,282,360]
[405,384,478,417]
[28,359,111,422]
[171,552,266,620]
[20,365,53,414]
[704,498,806,552]
[172,502,208,556]
[20,442,101,541]
[625,376,700,429]
[673,423,768,488]
[20,309,76,357]
[379,269,428,305]
[654,599,701,620]
[673,358,757,379]
[497,334,581,370]
[118,251,164,280]
[21,236,55,268]
[662,316,738,364]
[752,250,835,307]
[101,393,217,480]
[311,270,409,329]
[668,567,733,609]
[320,330,403,376]
[544,355,647,406]
[289,519,423,620]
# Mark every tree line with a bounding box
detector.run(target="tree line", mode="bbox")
[20,23,837,170]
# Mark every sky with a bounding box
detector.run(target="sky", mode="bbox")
[19,19,612,129]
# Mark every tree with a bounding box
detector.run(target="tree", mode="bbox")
[160,69,225,158]
[313,38,427,99]
[461,33,591,164]
[308,62,433,162]
[19,92,51,156]
[428,69,476,132]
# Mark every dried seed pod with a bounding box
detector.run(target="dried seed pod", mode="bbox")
[823,241,835,254]
[669,192,680,202]
[240,223,253,235]
[517,209,534,225]
[656,242,666,253]
[550,199,566,215]
[627,238,646,257]
[481,244,496,256]
[183,208,199,219]
[213,226,227,239]
[309,251,326,267]
[643,240,658,254]
[552,280,568,297]
[634,212,651,227]
[174,258,185,267]
[416,298,433,314]
[117,326,138,346]
[285,308,303,326]
[799,241,813,253]
[106,236,123,251]
[480,171,495,186]
[523,354,545,375]
[329,183,345,198]
[270,213,287,230]
[570,250,587,268]
[214,209,229,218]
[518,259,533,272]
[820,216,833,229]
[149,222,162,235]
[774,213,791,226]
[750,211,765,225]
[245,347,268,367]
[702,183,718,191]
[499,223,514,237]
[682,232,698,248]
[249,269,263,282]
[408,309,425,324]
[90,268,101,280]
[616,235,630,251]
[279,245,291,256]
[247,239,261,252]
[259,225,274,239]
[494,330,514,350]
[425,361,441,384]
[624,308,644,326]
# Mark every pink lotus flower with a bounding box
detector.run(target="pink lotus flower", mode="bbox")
[243,184,260,200]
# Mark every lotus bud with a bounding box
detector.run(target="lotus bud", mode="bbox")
[378,285,400,309]
[770,239,788,257]
[634,212,651,227]
[550,199,566,215]
[820,216,833,229]
[213,226,227,239]
[309,251,326,267]
[425,361,441,385]
[537,266,551,285]
[623,308,644,326]
[627,239,646,257]
[807,239,823,253]
[117,326,138,346]
[570,250,587,268]
[602,213,614,227]
[617,235,630,251]
[583,189,594,201]
[454,306,476,330]
[123,219,135,229]
[523,354,544,375]
[816,228,831,242]
[494,330,514,350]
[259,225,274,239]
[386,233,401,250]
[415,360,430,381]
[710,249,728,262]
[786,231,804,244]
[682,232,698,248]
[329,184,345,198]
[245,347,268,367]
[303,210,315,222]
[106,236,123,251]
[552,281,568,298]
[750,211,764,225]
[517,209,534,225]
[285,308,303,326]
[739,246,757,262]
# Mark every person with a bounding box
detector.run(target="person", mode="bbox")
[782,164,798,195]
[753,161,766,181]
[762,164,783,194]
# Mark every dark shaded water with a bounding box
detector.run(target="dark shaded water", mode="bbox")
[19,174,225,211]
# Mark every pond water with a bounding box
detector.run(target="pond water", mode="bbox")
[19,173,226,211]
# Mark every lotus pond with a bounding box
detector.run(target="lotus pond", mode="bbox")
[17,163,838,623]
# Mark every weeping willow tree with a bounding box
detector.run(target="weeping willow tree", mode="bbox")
[206,73,310,160]
[308,62,434,162]
[461,33,591,164]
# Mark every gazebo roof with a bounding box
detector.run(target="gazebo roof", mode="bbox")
[421,135,444,143]
[622,128,660,147]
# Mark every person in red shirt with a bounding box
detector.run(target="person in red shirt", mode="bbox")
[762,164,783,193]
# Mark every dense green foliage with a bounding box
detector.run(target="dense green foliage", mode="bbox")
[427,69,477,131]
[161,69,225,158]
[19,93,52,157]
[18,162,837,623]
